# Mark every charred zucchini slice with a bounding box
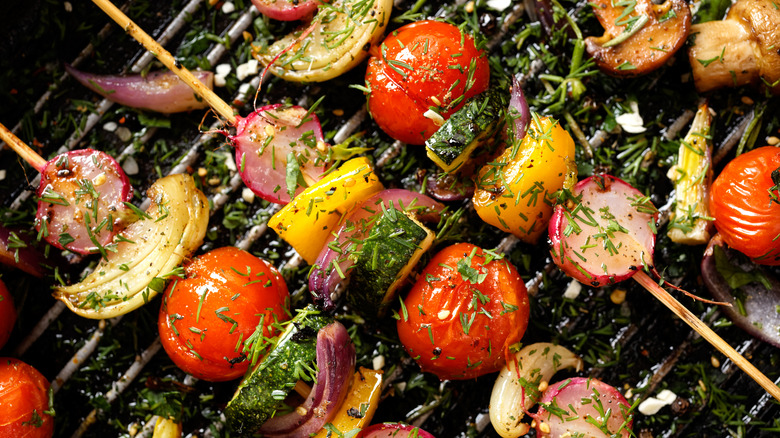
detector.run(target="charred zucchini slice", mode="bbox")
[346,206,434,316]
[425,88,508,173]
[224,307,331,436]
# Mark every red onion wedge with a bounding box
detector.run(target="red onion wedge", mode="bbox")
[423,171,474,201]
[309,189,444,311]
[259,321,355,437]
[702,234,780,348]
[231,104,328,205]
[35,149,133,255]
[549,174,657,287]
[251,0,325,21]
[65,64,214,114]
[533,377,632,438]
[360,423,436,438]
[0,226,50,277]
[508,75,530,140]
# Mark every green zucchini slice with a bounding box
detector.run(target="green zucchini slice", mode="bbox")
[224,307,331,436]
[425,88,508,173]
[346,206,434,317]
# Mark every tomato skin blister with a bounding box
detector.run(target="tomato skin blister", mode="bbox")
[34,149,132,255]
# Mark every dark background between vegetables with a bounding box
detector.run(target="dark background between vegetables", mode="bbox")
[0,0,779,436]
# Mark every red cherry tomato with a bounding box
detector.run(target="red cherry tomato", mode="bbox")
[710,146,780,265]
[0,358,54,438]
[397,243,530,380]
[0,280,15,350]
[158,247,290,381]
[365,20,490,145]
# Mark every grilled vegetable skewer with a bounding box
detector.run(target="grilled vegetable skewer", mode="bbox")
[0,122,133,255]
[549,174,780,402]
[91,0,337,204]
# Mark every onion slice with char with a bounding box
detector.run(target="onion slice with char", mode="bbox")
[309,189,444,311]
[54,174,209,318]
[508,75,531,140]
[702,234,780,347]
[35,149,133,255]
[66,64,214,114]
[259,321,355,437]
[231,104,328,205]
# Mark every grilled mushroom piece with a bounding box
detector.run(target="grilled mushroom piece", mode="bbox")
[688,0,780,95]
[585,0,691,76]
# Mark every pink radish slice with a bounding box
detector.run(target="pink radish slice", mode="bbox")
[35,149,133,255]
[533,377,632,438]
[231,104,327,205]
[309,189,444,311]
[548,174,657,287]
[251,0,325,20]
[66,64,214,114]
[360,423,436,438]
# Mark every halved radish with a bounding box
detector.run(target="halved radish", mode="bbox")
[231,104,328,204]
[251,0,325,21]
[533,377,632,438]
[548,173,780,403]
[548,174,657,287]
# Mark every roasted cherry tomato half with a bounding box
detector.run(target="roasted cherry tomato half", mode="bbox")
[397,243,530,380]
[0,358,54,438]
[365,20,490,145]
[710,146,780,265]
[158,247,290,381]
[0,279,15,350]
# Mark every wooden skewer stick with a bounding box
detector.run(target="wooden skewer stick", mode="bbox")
[91,0,237,125]
[633,271,780,402]
[0,122,47,173]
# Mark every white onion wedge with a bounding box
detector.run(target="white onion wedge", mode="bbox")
[255,0,392,82]
[54,174,209,319]
[489,343,583,438]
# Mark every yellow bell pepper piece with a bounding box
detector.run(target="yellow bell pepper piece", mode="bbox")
[473,116,577,243]
[152,417,182,438]
[315,367,383,438]
[268,157,384,263]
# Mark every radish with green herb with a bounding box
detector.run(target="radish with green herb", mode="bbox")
[549,173,780,402]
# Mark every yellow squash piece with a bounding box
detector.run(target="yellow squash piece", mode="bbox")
[55,174,209,319]
[268,157,384,263]
[473,116,577,243]
[667,103,714,245]
[315,367,383,438]
[152,417,182,438]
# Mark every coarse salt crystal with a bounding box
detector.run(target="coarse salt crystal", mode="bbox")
[373,355,385,370]
[223,151,237,172]
[638,389,677,415]
[214,75,227,87]
[238,83,251,96]
[242,187,255,204]
[616,101,646,134]
[221,1,236,13]
[0,170,6,181]
[237,60,259,80]
[115,126,132,142]
[103,121,118,132]
[563,280,582,300]
[122,156,139,176]
[487,0,511,10]
[216,64,232,77]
